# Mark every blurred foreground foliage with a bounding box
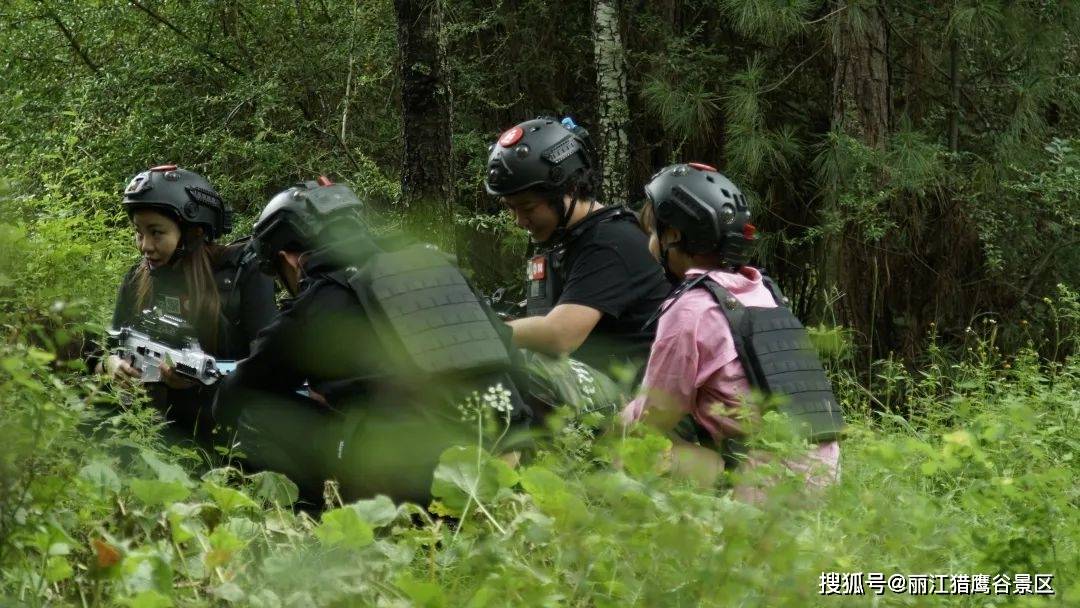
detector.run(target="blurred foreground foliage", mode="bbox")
[1,291,1077,606]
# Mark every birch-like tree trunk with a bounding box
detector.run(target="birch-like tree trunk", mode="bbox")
[394,0,453,225]
[592,0,630,205]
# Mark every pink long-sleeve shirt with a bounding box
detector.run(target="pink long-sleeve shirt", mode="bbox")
[622,266,839,489]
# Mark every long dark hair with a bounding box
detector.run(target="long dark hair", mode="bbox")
[133,224,226,352]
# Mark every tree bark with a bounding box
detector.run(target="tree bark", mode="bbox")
[948,33,960,152]
[830,0,892,360]
[831,1,890,149]
[394,0,454,231]
[592,0,630,205]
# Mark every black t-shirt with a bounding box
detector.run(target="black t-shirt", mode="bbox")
[553,208,671,372]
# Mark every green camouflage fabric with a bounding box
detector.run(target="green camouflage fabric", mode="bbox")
[519,351,625,418]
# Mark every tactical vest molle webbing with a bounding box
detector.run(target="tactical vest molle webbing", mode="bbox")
[337,244,513,377]
[695,275,845,443]
[213,238,258,358]
[525,206,639,317]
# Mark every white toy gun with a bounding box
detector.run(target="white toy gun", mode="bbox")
[107,309,223,386]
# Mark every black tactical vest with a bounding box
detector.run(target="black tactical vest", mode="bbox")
[331,243,514,377]
[142,239,257,360]
[214,239,258,358]
[658,272,845,449]
[525,206,640,317]
[697,274,844,443]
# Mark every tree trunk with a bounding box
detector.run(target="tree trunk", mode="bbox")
[831,1,890,148]
[948,33,960,152]
[830,0,892,360]
[592,0,630,205]
[393,0,454,238]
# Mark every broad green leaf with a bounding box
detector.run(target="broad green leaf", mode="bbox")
[352,495,399,528]
[139,451,191,486]
[521,466,589,526]
[204,482,259,512]
[247,471,299,506]
[617,434,672,478]
[205,526,244,569]
[166,503,204,544]
[120,551,174,596]
[130,479,190,505]
[79,460,122,494]
[430,445,519,516]
[213,582,246,603]
[119,590,173,608]
[396,573,447,608]
[315,506,374,550]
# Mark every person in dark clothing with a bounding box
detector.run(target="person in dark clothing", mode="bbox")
[93,165,277,445]
[214,178,529,504]
[484,117,671,374]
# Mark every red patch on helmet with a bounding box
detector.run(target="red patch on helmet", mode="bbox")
[688,162,718,172]
[317,175,333,186]
[743,223,757,239]
[499,126,524,147]
[149,164,177,172]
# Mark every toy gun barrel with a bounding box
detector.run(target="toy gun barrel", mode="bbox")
[107,325,222,386]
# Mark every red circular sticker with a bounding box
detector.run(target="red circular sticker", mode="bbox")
[498,126,524,147]
[149,164,178,172]
[688,162,718,172]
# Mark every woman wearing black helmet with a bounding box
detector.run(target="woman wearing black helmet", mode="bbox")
[621,162,842,499]
[94,165,277,445]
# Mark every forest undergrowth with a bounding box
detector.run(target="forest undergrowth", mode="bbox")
[0,205,1077,607]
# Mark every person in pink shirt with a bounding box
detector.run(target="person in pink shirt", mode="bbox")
[621,162,842,498]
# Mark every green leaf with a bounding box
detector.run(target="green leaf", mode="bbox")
[205,526,244,569]
[247,471,299,506]
[430,445,519,516]
[140,451,191,486]
[616,434,672,478]
[520,466,589,526]
[315,506,374,550]
[352,495,399,528]
[119,590,173,608]
[166,503,204,544]
[204,482,259,513]
[45,556,73,582]
[396,573,446,608]
[213,582,246,603]
[79,460,122,494]
[130,479,190,505]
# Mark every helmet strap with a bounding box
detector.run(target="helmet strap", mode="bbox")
[658,240,682,285]
[540,192,578,246]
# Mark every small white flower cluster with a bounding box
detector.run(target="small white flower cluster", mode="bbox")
[568,359,597,408]
[456,382,514,422]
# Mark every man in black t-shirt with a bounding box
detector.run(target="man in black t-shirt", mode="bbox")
[484,117,671,373]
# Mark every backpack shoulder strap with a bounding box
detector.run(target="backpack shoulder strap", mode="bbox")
[639,272,708,332]
[757,269,790,308]
[217,238,258,322]
[696,277,762,388]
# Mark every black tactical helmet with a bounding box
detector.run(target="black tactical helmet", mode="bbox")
[484,117,593,197]
[122,165,232,240]
[250,177,367,274]
[645,162,756,268]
